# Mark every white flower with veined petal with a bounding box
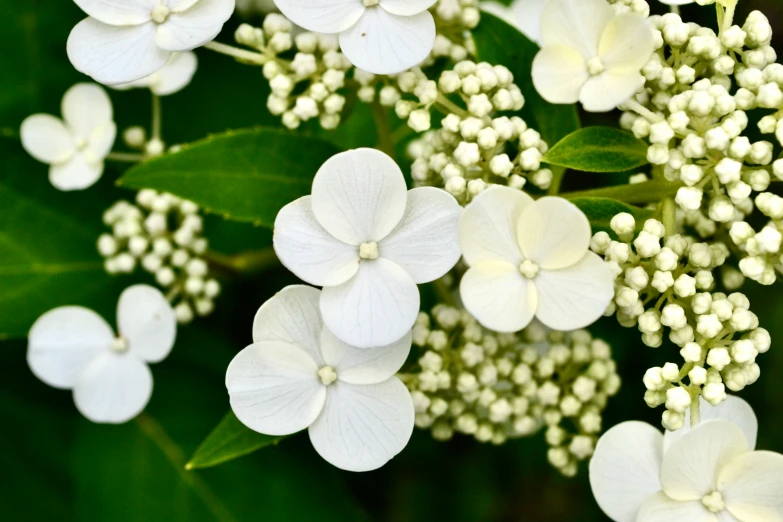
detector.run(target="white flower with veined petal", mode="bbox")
[113,51,198,95]
[27,285,176,424]
[67,0,235,85]
[20,83,116,191]
[226,285,414,472]
[481,0,547,44]
[273,148,462,348]
[459,186,613,333]
[272,0,437,75]
[531,0,654,112]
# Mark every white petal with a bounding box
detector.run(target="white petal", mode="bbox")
[87,122,118,161]
[320,258,419,349]
[664,396,758,453]
[598,12,655,72]
[719,451,783,522]
[320,328,411,385]
[73,352,153,424]
[516,197,592,270]
[273,0,365,34]
[539,0,613,56]
[168,0,201,12]
[67,18,171,85]
[226,341,327,436]
[339,8,435,75]
[533,252,614,331]
[661,420,748,501]
[589,421,663,522]
[308,378,414,472]
[273,196,360,287]
[20,115,75,165]
[72,0,155,25]
[459,186,533,266]
[150,51,198,95]
[117,285,176,363]
[28,307,113,389]
[579,71,645,113]
[715,512,741,522]
[252,285,326,366]
[49,153,104,191]
[379,187,462,284]
[637,492,717,522]
[460,260,537,333]
[155,0,235,52]
[379,0,437,16]
[531,45,588,105]
[62,83,114,140]
[311,148,408,245]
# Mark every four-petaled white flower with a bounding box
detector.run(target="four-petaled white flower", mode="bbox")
[273,148,462,348]
[590,396,783,522]
[531,0,654,112]
[67,0,235,85]
[272,0,437,75]
[21,83,116,191]
[481,0,547,44]
[459,186,613,333]
[27,285,177,424]
[113,51,198,95]
[226,285,414,472]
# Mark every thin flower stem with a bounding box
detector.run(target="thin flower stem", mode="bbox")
[622,99,663,123]
[690,396,701,427]
[106,152,146,162]
[203,41,267,65]
[435,94,469,119]
[371,101,396,160]
[670,4,680,14]
[561,179,684,204]
[661,198,677,237]
[204,247,280,275]
[151,93,162,142]
[721,0,738,34]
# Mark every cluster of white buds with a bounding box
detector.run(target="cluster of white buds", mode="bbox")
[607,0,649,17]
[728,207,783,285]
[98,190,221,324]
[426,0,480,64]
[234,16,352,130]
[121,125,167,158]
[402,305,620,477]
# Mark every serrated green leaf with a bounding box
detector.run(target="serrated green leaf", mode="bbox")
[570,197,655,234]
[118,128,341,226]
[543,127,650,173]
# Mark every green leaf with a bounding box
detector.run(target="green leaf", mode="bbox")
[186,411,285,470]
[119,128,341,226]
[570,197,655,234]
[543,127,650,173]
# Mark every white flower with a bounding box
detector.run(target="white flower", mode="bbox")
[273,148,462,348]
[226,285,414,472]
[590,396,783,522]
[272,0,437,75]
[480,0,547,44]
[27,285,176,424]
[113,51,198,95]
[67,0,235,85]
[20,83,116,191]
[531,0,654,112]
[659,0,694,5]
[458,186,614,333]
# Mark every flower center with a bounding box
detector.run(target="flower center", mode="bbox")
[359,241,379,260]
[74,136,88,150]
[519,259,539,279]
[701,491,725,513]
[318,365,338,386]
[363,0,379,6]
[150,4,170,24]
[111,337,129,354]
[587,57,605,76]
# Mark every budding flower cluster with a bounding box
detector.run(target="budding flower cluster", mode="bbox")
[98,190,221,324]
[403,305,620,477]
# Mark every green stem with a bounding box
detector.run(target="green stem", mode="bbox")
[560,179,683,204]
[661,198,677,237]
[106,152,146,162]
[689,395,701,427]
[204,247,279,275]
[203,41,267,65]
[151,93,162,142]
[435,94,469,119]
[371,101,396,160]
[547,167,565,195]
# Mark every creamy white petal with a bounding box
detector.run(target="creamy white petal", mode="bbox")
[637,492,717,522]
[20,115,75,165]
[73,0,155,25]
[273,0,365,33]
[73,352,153,424]
[308,378,414,472]
[62,83,114,140]
[516,197,592,270]
[117,285,176,363]
[311,148,408,245]
[664,396,758,453]
[460,260,537,333]
[379,0,437,16]
[539,0,613,57]
[719,451,783,522]
[598,12,655,72]
[715,511,741,522]
[168,0,201,12]
[379,187,461,284]
[155,0,235,52]
[226,341,326,436]
[87,122,117,161]
[273,196,360,287]
[252,285,326,366]
[531,45,588,105]
[320,258,419,349]
[590,421,663,522]
[459,186,533,266]
[150,51,198,95]
[320,328,411,385]
[339,8,435,75]
[579,70,645,113]
[533,252,614,331]
[661,420,748,501]
[49,153,104,191]
[28,306,113,389]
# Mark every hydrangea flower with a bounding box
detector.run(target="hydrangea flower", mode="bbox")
[226,285,414,472]
[113,51,198,95]
[20,83,116,191]
[273,148,462,348]
[459,186,614,333]
[480,0,547,44]
[27,285,176,424]
[531,0,654,112]
[272,0,437,75]
[67,0,235,85]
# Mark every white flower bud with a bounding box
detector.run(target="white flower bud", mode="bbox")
[706,347,731,370]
